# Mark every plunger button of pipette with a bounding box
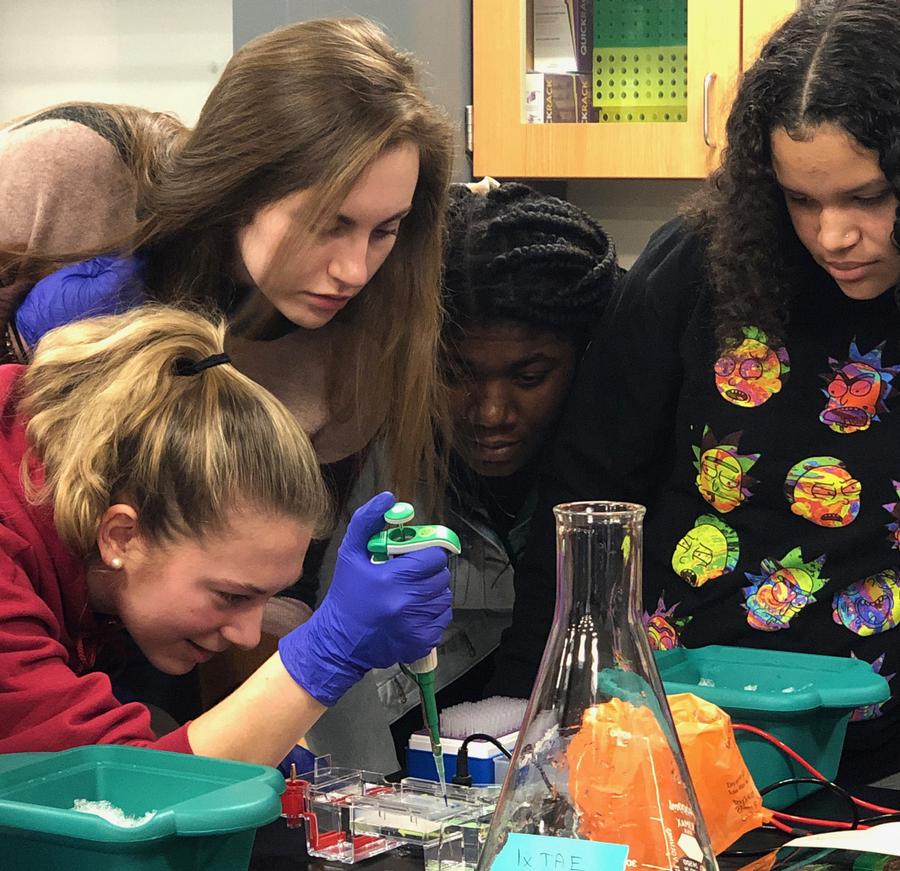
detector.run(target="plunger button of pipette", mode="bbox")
[384,502,415,525]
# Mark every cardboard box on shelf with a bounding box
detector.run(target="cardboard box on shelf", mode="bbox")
[524,72,599,123]
[532,0,576,72]
[569,0,593,74]
[532,0,593,74]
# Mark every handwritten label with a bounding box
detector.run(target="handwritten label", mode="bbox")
[489,833,629,871]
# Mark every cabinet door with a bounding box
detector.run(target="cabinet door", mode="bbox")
[743,1,799,69]
[473,0,740,179]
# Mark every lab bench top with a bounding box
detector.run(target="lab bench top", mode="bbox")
[248,776,900,871]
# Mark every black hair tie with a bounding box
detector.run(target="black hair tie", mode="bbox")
[174,352,231,376]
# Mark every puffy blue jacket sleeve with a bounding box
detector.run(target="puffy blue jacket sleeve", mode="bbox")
[15,255,145,349]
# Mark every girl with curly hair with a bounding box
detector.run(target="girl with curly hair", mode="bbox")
[492,0,900,782]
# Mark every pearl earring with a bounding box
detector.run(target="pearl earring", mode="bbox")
[110,557,124,570]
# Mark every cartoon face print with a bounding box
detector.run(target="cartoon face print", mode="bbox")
[742,547,827,632]
[714,326,790,408]
[883,480,900,550]
[693,427,759,513]
[784,456,861,527]
[671,515,740,587]
[642,596,692,651]
[819,341,900,434]
[833,569,900,636]
[822,362,882,432]
[849,652,895,721]
[697,449,743,510]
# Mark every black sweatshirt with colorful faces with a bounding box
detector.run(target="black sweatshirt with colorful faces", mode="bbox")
[495,218,900,777]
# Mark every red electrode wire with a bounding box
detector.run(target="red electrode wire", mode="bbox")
[774,810,866,830]
[769,816,797,834]
[732,722,900,822]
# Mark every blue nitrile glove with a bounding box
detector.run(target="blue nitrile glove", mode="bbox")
[279,491,453,707]
[277,744,317,778]
[16,255,145,349]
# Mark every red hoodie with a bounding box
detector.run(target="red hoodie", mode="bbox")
[0,365,192,753]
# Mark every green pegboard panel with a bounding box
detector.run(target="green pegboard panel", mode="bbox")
[592,1,688,122]
[594,0,687,47]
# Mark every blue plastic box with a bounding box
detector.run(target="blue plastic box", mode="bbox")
[656,645,890,808]
[406,731,518,786]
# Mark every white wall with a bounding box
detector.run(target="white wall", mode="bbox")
[0,0,232,127]
[0,0,682,266]
[568,179,702,269]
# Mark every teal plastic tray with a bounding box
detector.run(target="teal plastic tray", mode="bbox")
[656,646,890,808]
[0,745,285,870]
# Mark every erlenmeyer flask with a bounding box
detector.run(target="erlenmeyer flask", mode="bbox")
[477,503,717,871]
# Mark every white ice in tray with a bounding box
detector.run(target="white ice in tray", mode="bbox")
[73,799,156,827]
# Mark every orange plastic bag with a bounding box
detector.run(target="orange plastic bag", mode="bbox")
[564,693,771,864]
[565,696,708,869]
[668,692,773,852]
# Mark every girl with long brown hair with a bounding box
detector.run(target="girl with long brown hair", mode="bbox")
[0,16,453,504]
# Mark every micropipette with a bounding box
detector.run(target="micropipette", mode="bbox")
[367,502,461,805]
[405,650,447,804]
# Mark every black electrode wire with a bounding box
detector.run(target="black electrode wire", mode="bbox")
[720,841,803,861]
[451,732,515,787]
[758,777,861,829]
[720,775,861,858]
[853,810,900,824]
[459,732,514,759]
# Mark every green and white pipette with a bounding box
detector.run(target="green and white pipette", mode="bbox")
[407,649,447,803]
[367,502,461,805]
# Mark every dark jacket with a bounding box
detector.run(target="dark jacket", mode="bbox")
[492,218,900,776]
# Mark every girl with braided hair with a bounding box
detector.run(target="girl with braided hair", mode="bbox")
[492,0,900,782]
[443,181,620,484]
[303,180,620,771]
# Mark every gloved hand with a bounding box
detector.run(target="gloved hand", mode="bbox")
[276,743,317,779]
[279,491,453,706]
[16,255,145,349]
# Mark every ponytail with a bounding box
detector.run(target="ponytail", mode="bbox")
[20,305,330,556]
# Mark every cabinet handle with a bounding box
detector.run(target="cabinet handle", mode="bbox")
[703,72,717,148]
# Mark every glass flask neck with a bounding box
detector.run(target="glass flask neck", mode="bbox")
[552,502,646,729]
[554,501,644,625]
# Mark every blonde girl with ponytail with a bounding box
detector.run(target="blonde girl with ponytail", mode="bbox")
[0,306,452,764]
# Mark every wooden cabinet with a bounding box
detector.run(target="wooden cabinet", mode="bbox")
[743,0,797,69]
[472,0,798,179]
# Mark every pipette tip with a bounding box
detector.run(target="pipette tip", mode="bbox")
[434,752,449,806]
